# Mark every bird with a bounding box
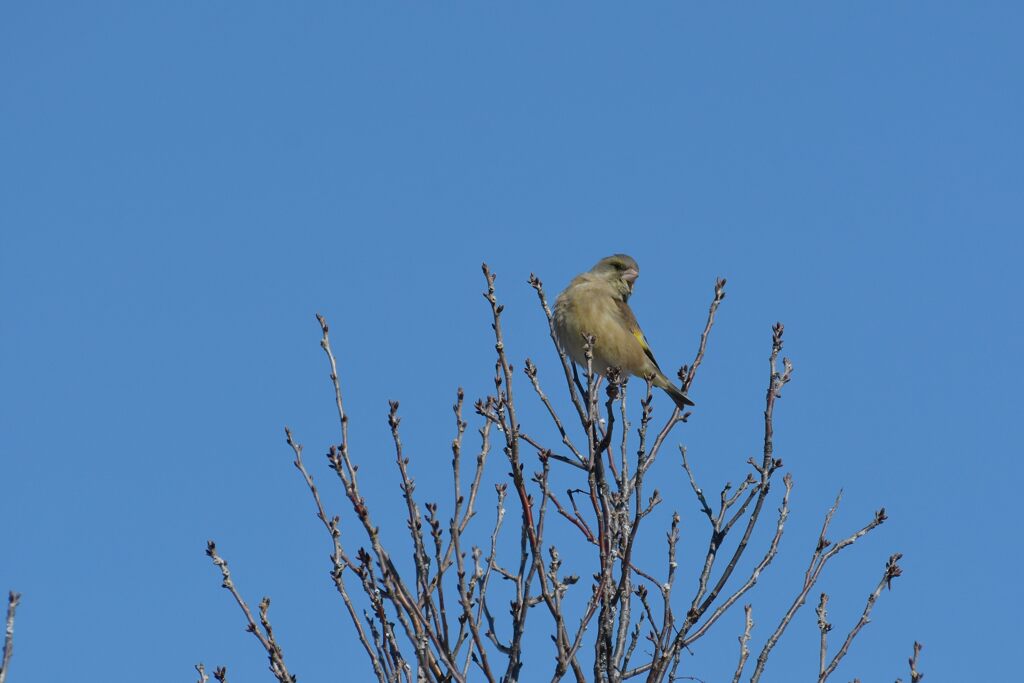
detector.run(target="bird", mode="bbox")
[553,253,694,409]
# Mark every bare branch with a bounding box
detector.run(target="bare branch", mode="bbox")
[749,502,889,682]
[317,315,460,683]
[205,542,295,683]
[284,427,385,681]
[731,605,754,683]
[451,480,497,682]
[389,400,438,633]
[682,277,727,394]
[643,278,726,472]
[680,447,715,524]
[484,264,584,682]
[683,474,793,647]
[820,553,903,681]
[908,641,924,683]
[645,323,792,683]
[816,593,831,680]
[0,591,20,683]
[524,358,585,465]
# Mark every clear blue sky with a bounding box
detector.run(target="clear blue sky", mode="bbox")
[2,3,1020,681]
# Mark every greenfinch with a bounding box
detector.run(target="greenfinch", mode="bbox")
[554,254,694,409]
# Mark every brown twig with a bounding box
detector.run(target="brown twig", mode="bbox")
[450,433,498,682]
[389,400,439,636]
[683,474,793,647]
[317,315,459,683]
[749,500,889,682]
[644,323,791,683]
[0,591,19,683]
[907,641,924,682]
[525,358,586,466]
[819,553,903,681]
[816,593,831,680]
[731,605,754,683]
[643,278,726,474]
[483,264,584,683]
[284,427,385,681]
[205,542,295,683]
[682,277,727,394]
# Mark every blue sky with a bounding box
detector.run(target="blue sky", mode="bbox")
[1,3,1021,681]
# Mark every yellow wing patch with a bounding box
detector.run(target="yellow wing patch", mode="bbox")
[617,300,661,370]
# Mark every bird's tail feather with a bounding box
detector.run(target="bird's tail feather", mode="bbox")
[659,378,695,409]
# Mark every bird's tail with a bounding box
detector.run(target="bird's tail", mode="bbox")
[655,374,695,409]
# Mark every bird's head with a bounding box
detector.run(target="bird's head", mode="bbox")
[590,254,640,299]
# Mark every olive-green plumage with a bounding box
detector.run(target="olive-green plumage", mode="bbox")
[553,254,694,409]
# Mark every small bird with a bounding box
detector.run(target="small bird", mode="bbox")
[554,254,694,409]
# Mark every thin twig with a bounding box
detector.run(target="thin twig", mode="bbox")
[749,502,889,682]
[317,315,459,683]
[525,358,586,465]
[819,553,903,681]
[646,323,791,682]
[731,605,754,683]
[907,641,924,683]
[816,593,831,680]
[284,427,385,682]
[484,264,584,683]
[643,278,726,474]
[683,474,793,647]
[682,277,727,394]
[0,591,20,683]
[205,542,295,683]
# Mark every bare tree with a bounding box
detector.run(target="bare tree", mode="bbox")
[202,265,919,682]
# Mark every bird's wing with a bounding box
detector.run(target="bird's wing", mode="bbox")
[615,300,662,371]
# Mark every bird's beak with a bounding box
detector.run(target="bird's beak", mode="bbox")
[622,268,639,290]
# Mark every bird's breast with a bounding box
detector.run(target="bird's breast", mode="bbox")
[554,283,649,377]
